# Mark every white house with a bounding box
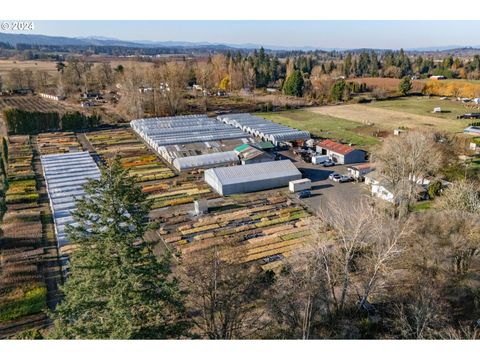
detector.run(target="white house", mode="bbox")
[364,171,395,202]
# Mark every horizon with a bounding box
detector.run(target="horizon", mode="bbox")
[2,20,480,50]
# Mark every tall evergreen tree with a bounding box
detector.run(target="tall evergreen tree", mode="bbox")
[399,76,412,96]
[283,70,304,97]
[50,158,189,339]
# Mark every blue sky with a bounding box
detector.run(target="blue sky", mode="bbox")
[12,20,480,49]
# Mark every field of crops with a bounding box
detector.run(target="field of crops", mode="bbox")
[0,96,80,114]
[86,128,214,209]
[0,136,47,326]
[37,132,81,155]
[159,193,313,270]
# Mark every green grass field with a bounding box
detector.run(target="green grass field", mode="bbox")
[258,110,381,147]
[368,96,476,120]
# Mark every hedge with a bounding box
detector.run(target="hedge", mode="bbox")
[4,108,101,134]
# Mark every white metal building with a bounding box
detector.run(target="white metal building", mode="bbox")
[173,151,239,172]
[41,151,101,251]
[204,160,302,196]
[217,113,310,145]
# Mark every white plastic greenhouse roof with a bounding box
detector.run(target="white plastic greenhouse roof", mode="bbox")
[205,160,300,186]
[217,113,310,143]
[173,151,239,171]
[131,115,249,147]
[41,151,101,250]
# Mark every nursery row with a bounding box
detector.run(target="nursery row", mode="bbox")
[158,193,313,269]
[0,136,47,326]
[85,128,215,209]
[37,132,81,155]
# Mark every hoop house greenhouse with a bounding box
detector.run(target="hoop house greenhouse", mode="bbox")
[41,151,101,251]
[217,113,310,145]
[173,151,239,172]
[131,115,249,150]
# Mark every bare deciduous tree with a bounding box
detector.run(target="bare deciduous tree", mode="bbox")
[438,180,480,214]
[179,247,271,339]
[374,130,444,216]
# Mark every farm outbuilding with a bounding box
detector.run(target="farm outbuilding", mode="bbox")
[347,163,376,180]
[316,140,366,164]
[41,151,101,251]
[204,160,302,196]
[234,144,274,165]
[172,151,239,172]
[217,113,310,145]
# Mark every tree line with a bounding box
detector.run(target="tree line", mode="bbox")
[4,108,101,134]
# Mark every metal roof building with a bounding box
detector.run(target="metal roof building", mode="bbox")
[41,151,101,251]
[172,151,239,172]
[316,139,366,165]
[217,113,310,145]
[204,160,302,196]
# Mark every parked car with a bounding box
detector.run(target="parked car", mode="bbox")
[329,173,342,181]
[323,160,335,167]
[296,190,312,199]
[260,254,284,265]
[339,175,353,183]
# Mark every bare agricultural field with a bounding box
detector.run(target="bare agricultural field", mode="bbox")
[308,102,471,133]
[0,96,81,114]
[0,60,58,78]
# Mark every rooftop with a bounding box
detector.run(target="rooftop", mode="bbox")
[205,160,301,185]
[318,139,356,155]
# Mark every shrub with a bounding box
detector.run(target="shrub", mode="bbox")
[427,180,443,199]
[0,285,47,322]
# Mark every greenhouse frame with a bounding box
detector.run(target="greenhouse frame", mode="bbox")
[173,151,239,172]
[217,113,310,145]
[41,151,101,251]
[204,160,302,196]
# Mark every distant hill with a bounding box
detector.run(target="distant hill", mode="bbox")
[1,32,480,54]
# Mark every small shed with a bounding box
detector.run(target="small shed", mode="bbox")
[289,178,312,193]
[234,144,273,165]
[347,163,376,180]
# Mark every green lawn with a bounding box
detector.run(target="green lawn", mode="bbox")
[258,110,381,147]
[368,96,475,121]
[412,200,435,212]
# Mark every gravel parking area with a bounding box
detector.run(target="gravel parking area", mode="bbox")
[278,150,370,214]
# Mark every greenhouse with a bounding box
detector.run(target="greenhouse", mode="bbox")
[204,160,302,196]
[41,151,101,251]
[131,115,249,149]
[173,151,239,172]
[217,113,310,145]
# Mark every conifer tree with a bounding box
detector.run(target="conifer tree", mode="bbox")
[50,158,189,339]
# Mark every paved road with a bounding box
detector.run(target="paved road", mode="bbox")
[278,150,370,214]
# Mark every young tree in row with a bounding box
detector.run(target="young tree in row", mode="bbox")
[50,158,189,339]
